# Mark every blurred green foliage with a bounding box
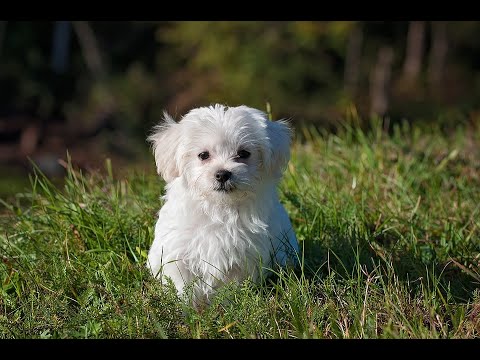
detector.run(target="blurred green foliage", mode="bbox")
[158,22,352,116]
[1,21,480,134]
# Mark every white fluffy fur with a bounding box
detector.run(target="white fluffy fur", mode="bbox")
[147,104,298,304]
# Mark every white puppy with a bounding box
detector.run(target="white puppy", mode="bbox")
[147,104,298,304]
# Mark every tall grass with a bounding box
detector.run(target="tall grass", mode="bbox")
[1,117,479,338]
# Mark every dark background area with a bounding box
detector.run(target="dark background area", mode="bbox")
[1,21,479,195]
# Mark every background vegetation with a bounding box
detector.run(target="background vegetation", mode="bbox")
[1,21,480,181]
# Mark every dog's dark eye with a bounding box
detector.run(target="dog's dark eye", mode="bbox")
[237,150,250,159]
[198,151,210,160]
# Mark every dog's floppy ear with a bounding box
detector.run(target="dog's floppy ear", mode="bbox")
[263,118,292,178]
[148,112,182,183]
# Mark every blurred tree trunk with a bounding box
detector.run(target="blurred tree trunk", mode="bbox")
[51,21,71,74]
[19,124,39,156]
[71,21,116,134]
[402,21,425,84]
[344,23,363,98]
[428,21,448,98]
[71,21,105,78]
[0,21,6,58]
[370,46,394,117]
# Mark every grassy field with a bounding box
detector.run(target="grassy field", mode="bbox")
[1,116,479,338]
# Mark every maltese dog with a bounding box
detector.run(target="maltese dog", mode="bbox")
[147,104,298,304]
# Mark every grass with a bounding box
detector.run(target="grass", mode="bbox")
[1,115,480,338]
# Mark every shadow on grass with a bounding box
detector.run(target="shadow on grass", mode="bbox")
[299,232,478,303]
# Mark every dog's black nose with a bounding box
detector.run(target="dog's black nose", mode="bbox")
[215,170,232,183]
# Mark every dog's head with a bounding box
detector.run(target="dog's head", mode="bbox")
[148,104,292,203]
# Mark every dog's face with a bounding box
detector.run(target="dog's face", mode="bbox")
[148,104,291,203]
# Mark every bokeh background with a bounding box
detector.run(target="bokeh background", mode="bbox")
[1,21,480,195]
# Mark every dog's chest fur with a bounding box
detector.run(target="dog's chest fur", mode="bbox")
[184,208,272,281]
[156,180,275,287]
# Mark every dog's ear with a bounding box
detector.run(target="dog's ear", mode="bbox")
[263,118,292,177]
[148,112,182,183]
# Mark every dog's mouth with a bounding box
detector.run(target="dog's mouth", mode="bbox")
[213,182,235,193]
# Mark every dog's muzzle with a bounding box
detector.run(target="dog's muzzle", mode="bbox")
[215,170,231,183]
[214,170,235,192]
